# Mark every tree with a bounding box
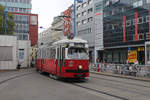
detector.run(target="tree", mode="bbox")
[0,4,15,35]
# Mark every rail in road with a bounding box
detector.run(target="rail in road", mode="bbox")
[91,75,150,88]
[70,83,128,100]
[1,69,150,100]
[0,70,34,85]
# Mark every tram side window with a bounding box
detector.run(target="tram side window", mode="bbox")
[57,48,59,59]
[46,48,49,59]
[49,48,52,59]
[42,49,44,58]
[51,48,56,59]
[43,49,46,58]
[62,47,65,59]
[37,50,41,59]
[62,47,65,66]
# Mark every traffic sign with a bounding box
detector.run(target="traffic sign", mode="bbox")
[77,0,83,3]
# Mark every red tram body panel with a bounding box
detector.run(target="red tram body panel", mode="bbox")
[36,38,89,78]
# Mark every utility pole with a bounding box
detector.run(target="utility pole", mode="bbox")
[4,3,8,34]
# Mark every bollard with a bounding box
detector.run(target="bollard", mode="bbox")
[97,64,100,72]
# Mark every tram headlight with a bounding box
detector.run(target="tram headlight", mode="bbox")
[78,65,83,69]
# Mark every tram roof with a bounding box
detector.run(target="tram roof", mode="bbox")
[53,38,88,45]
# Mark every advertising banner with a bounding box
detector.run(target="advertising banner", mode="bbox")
[128,50,137,63]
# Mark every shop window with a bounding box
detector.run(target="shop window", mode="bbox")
[113,52,119,63]
[107,52,112,62]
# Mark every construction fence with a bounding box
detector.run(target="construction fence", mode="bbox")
[90,63,150,78]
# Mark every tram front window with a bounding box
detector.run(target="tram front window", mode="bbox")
[67,47,88,59]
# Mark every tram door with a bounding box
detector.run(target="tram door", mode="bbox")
[56,46,65,76]
[56,46,61,76]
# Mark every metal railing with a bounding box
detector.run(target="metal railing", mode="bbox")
[90,63,150,78]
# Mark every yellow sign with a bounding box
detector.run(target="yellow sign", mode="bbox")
[128,50,137,63]
[138,47,144,51]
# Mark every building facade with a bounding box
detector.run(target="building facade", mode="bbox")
[94,0,104,63]
[103,0,150,64]
[51,16,64,41]
[0,0,38,46]
[38,27,53,46]
[76,0,95,63]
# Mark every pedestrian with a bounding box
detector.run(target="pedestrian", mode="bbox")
[104,58,107,71]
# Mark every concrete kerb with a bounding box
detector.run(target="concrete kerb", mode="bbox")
[91,71,150,82]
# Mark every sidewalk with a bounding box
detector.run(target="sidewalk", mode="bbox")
[91,71,150,82]
[0,68,35,83]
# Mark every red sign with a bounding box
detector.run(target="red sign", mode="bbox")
[64,8,71,36]
[123,16,126,42]
[135,12,138,41]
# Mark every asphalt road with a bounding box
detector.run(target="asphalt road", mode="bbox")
[0,69,150,100]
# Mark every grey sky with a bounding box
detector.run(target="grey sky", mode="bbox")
[32,0,73,30]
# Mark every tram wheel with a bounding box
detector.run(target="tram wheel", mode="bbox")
[36,68,39,72]
[38,70,43,74]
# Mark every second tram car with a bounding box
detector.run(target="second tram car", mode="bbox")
[36,38,89,79]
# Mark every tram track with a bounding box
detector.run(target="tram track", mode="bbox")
[89,75,150,97]
[90,75,150,88]
[61,78,129,100]
[69,82,129,100]
[0,72,34,85]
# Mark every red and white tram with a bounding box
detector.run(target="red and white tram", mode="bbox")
[36,38,89,79]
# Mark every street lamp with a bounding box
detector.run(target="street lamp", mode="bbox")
[73,0,83,37]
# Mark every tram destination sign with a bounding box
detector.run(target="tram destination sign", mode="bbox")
[74,43,85,47]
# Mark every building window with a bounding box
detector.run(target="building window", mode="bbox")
[82,19,87,24]
[82,11,87,16]
[126,20,131,27]
[138,33,144,40]
[146,15,149,23]
[146,32,149,40]
[88,8,93,14]
[88,17,93,22]
[77,5,81,10]
[138,17,143,24]
[133,0,143,7]
[77,13,81,18]
[133,19,136,25]
[82,2,87,8]
[77,21,81,26]
[0,46,13,61]
[146,0,150,4]
[88,0,92,5]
